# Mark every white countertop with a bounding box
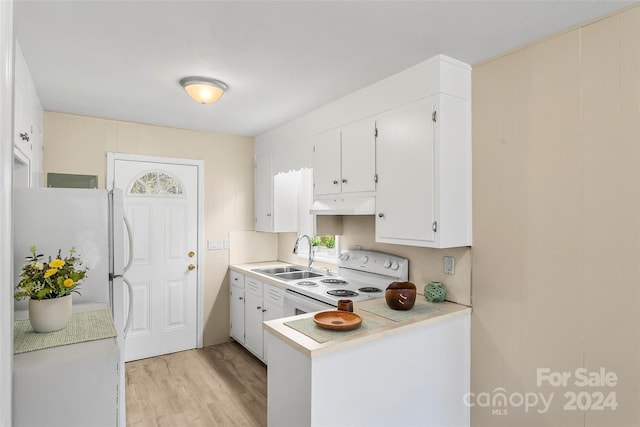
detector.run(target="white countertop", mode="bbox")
[264,297,470,357]
[230,261,471,358]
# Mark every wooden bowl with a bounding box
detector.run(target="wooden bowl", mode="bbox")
[385,282,417,310]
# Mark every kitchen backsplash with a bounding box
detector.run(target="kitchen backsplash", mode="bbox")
[278,216,472,306]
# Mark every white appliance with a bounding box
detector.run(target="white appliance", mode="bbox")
[283,249,408,316]
[13,187,133,426]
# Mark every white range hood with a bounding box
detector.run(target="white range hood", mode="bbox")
[309,196,375,215]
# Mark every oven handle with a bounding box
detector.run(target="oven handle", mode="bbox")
[284,288,334,313]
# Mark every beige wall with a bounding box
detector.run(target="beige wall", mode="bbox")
[277,217,472,305]
[43,112,254,346]
[472,6,639,426]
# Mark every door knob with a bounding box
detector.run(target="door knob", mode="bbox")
[188,251,195,258]
[188,264,196,271]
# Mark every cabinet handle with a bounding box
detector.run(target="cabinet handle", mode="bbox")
[234,277,238,281]
[342,179,348,184]
[257,306,262,310]
[378,213,385,218]
[239,297,244,300]
[262,308,267,313]
[266,213,272,217]
[19,132,29,142]
[333,180,339,185]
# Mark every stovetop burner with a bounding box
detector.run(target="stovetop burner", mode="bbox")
[321,278,348,285]
[358,287,383,293]
[327,289,359,297]
[297,281,318,287]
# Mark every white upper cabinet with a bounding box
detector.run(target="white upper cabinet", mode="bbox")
[375,93,471,248]
[313,117,376,197]
[254,152,273,231]
[254,152,300,233]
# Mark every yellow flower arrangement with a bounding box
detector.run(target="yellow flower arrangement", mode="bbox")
[14,246,88,301]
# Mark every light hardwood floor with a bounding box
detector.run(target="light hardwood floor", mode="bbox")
[125,342,267,427]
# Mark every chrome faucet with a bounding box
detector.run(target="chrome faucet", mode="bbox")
[293,234,314,269]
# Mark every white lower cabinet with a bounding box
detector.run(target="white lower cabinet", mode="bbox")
[229,271,245,344]
[244,278,264,359]
[261,283,284,364]
[229,271,285,364]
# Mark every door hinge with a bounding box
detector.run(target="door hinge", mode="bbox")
[375,127,378,138]
[432,110,437,123]
[313,146,316,152]
[432,221,438,232]
[374,174,378,183]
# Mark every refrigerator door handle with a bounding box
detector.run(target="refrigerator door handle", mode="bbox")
[123,214,134,273]
[122,276,134,337]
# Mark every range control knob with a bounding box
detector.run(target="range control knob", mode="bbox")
[391,262,399,270]
[383,259,392,268]
[340,253,350,261]
[361,256,369,264]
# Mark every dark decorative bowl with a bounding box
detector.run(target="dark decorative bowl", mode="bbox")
[385,282,417,310]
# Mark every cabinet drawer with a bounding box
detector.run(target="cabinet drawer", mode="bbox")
[263,283,284,306]
[246,278,262,297]
[230,271,245,289]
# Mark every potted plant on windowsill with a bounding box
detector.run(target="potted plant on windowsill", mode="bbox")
[14,246,88,333]
[326,236,336,256]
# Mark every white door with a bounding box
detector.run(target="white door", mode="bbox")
[113,158,199,361]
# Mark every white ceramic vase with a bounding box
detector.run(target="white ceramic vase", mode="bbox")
[28,294,72,333]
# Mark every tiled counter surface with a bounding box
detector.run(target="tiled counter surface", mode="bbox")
[264,296,470,357]
[230,261,471,357]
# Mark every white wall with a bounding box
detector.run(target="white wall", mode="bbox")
[0,1,13,424]
[255,55,469,173]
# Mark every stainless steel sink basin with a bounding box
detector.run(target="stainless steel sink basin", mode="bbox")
[252,266,303,275]
[275,271,324,280]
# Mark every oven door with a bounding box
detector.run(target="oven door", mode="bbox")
[283,289,334,317]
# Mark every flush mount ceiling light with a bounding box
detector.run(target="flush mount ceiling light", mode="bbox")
[179,76,228,104]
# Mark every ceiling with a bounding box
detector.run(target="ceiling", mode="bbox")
[14,0,638,137]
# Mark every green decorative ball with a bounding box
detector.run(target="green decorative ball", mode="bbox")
[424,282,446,302]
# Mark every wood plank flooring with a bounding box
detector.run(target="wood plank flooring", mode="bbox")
[125,342,267,427]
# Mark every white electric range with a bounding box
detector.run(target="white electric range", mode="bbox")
[283,249,409,316]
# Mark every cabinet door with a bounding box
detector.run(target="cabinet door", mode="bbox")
[229,284,245,344]
[262,284,284,364]
[313,128,342,196]
[376,97,436,244]
[341,118,376,193]
[255,152,273,231]
[244,291,264,359]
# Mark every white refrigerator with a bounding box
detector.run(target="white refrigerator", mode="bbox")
[13,187,132,426]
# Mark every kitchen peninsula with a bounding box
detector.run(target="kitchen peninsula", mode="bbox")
[264,298,471,427]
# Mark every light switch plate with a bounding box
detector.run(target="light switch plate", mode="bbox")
[444,256,455,275]
[207,239,223,250]
[223,239,230,249]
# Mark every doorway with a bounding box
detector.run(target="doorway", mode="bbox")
[107,153,204,361]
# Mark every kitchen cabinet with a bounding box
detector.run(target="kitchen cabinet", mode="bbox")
[229,271,245,344]
[244,278,264,359]
[375,93,471,248]
[13,306,120,426]
[265,300,471,427]
[13,41,43,188]
[261,283,284,364]
[254,152,300,232]
[313,117,376,197]
[228,271,285,364]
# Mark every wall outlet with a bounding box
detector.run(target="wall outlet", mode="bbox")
[444,256,455,275]
[223,239,230,249]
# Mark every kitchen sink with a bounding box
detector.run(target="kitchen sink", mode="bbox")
[252,266,303,275]
[275,271,324,280]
